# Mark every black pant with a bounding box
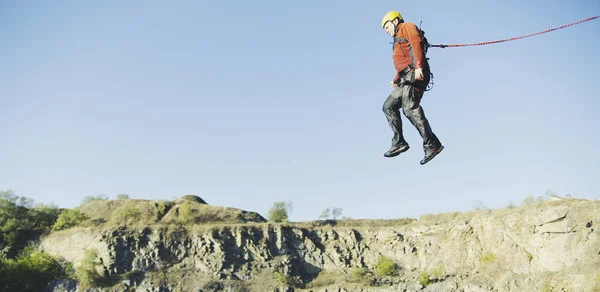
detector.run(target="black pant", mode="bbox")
[382,66,441,149]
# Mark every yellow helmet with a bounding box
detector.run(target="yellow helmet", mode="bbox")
[381,11,403,28]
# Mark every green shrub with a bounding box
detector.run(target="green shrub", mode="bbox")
[0,190,59,258]
[52,209,89,231]
[114,205,141,226]
[156,201,174,220]
[0,245,67,291]
[177,202,194,225]
[419,271,430,287]
[374,256,399,276]
[74,248,102,289]
[117,193,130,200]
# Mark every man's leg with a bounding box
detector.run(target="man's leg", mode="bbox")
[382,87,410,157]
[399,71,443,164]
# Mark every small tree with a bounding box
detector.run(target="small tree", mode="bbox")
[319,208,330,220]
[332,207,343,220]
[81,194,108,205]
[319,207,342,220]
[117,193,129,200]
[268,201,292,223]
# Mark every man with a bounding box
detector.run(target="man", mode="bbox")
[380,11,444,165]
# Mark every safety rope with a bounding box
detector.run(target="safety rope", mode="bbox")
[429,16,598,48]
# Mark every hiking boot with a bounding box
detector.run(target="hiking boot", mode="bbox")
[420,144,444,165]
[384,143,410,158]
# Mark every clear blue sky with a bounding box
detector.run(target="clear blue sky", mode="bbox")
[1,1,599,221]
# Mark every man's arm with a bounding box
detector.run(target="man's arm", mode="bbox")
[404,23,425,69]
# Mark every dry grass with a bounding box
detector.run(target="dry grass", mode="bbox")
[79,199,159,227]
[418,197,598,225]
[418,210,479,225]
[292,218,416,229]
[70,197,418,234]
[72,197,266,231]
[159,202,264,225]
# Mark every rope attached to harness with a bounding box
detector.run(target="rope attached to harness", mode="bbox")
[429,16,598,49]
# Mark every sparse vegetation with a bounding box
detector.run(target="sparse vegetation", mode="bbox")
[541,281,553,292]
[0,188,596,291]
[419,211,472,224]
[431,264,445,279]
[73,196,262,228]
[473,200,489,211]
[522,195,536,205]
[374,256,399,276]
[273,271,301,288]
[74,248,103,289]
[349,267,373,286]
[200,278,250,292]
[114,205,142,226]
[299,218,415,229]
[306,270,338,288]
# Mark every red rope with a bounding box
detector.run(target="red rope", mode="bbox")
[430,16,599,48]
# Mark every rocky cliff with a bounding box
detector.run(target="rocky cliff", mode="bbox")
[40,197,600,292]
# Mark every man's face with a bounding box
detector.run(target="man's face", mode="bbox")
[383,19,398,36]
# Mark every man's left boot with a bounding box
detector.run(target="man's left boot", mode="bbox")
[384,143,410,158]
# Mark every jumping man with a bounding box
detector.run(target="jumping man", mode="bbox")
[380,11,444,165]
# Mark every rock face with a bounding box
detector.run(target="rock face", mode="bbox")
[41,199,600,292]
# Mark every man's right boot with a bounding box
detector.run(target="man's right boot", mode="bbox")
[384,143,410,158]
[420,144,444,165]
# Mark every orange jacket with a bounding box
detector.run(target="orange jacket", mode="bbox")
[392,22,426,81]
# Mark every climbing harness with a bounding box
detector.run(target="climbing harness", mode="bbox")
[390,21,435,91]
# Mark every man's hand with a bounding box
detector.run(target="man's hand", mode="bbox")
[389,80,398,89]
[415,68,424,80]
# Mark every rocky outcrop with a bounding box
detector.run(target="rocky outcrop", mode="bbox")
[41,199,600,292]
